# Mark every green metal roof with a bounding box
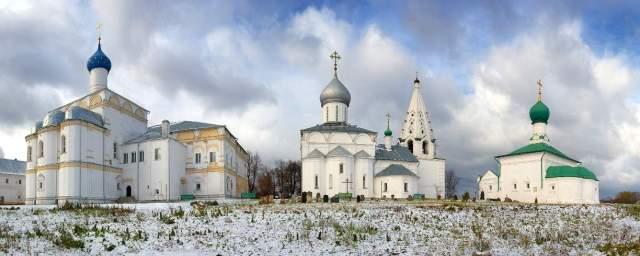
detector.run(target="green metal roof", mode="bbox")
[496,143,579,163]
[529,100,550,124]
[546,166,598,181]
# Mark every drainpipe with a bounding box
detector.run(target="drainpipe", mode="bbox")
[168,140,170,202]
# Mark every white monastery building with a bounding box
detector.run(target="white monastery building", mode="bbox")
[477,81,599,204]
[0,158,26,205]
[300,52,445,199]
[24,39,249,205]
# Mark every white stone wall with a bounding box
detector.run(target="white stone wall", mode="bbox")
[0,173,25,204]
[478,171,499,200]
[544,178,599,204]
[416,158,445,198]
[373,175,418,199]
[300,130,376,198]
[121,138,186,201]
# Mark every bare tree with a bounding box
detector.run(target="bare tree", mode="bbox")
[445,169,459,198]
[256,171,274,196]
[246,151,262,193]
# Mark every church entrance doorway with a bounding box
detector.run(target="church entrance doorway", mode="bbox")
[126,186,132,197]
[480,191,485,200]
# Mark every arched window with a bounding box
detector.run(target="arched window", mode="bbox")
[513,183,517,190]
[113,142,118,159]
[384,183,388,192]
[27,146,32,161]
[407,140,413,154]
[326,106,328,121]
[339,163,344,174]
[329,174,333,189]
[362,175,366,189]
[61,135,66,153]
[422,141,428,155]
[335,105,338,121]
[38,141,44,157]
[404,182,408,192]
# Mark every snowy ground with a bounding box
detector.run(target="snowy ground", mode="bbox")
[0,200,638,255]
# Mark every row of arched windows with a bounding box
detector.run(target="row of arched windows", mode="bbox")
[406,139,429,155]
[27,136,67,161]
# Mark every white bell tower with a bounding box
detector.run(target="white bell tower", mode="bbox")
[399,75,435,159]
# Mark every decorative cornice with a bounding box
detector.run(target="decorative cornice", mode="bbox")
[26,161,123,174]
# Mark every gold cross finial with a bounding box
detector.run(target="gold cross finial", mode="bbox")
[386,112,391,129]
[96,23,103,43]
[330,51,341,75]
[537,79,543,101]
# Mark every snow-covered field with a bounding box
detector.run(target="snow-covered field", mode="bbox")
[0,200,638,255]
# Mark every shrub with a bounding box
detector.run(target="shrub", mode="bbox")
[504,197,513,203]
[462,192,470,202]
[452,195,458,201]
[407,195,413,201]
[259,195,274,205]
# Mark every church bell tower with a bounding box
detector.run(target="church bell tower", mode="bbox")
[399,76,436,159]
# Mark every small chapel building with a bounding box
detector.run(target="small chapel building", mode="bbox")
[24,38,249,204]
[477,81,599,204]
[300,52,445,199]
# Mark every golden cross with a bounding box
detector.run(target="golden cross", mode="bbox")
[537,79,543,101]
[330,51,341,74]
[96,23,103,43]
[386,112,391,129]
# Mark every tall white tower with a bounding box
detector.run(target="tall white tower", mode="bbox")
[399,76,435,159]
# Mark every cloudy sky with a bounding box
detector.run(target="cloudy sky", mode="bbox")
[1,0,640,197]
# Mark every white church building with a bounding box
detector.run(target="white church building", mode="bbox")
[477,81,599,204]
[300,52,445,199]
[24,39,249,205]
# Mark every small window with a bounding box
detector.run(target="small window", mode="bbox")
[404,182,408,192]
[335,105,338,121]
[384,183,388,192]
[196,183,201,190]
[39,182,43,189]
[339,163,344,174]
[123,153,128,164]
[131,152,136,163]
[113,142,118,159]
[18,180,21,185]
[489,185,492,191]
[38,141,44,157]
[552,185,555,190]
[526,183,530,189]
[362,176,366,189]
[211,153,218,164]
[139,151,144,162]
[27,146,32,161]
[315,175,319,189]
[117,183,121,190]
[61,135,66,153]
[195,153,201,164]
[154,148,160,160]
[513,183,517,190]
[5,178,8,184]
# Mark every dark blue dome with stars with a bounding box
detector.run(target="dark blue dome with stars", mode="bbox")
[86,42,111,72]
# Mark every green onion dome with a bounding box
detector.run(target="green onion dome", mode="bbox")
[384,128,392,136]
[529,100,550,124]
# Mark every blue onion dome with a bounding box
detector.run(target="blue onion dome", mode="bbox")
[529,100,550,124]
[42,110,65,127]
[320,75,351,106]
[86,42,111,72]
[65,106,104,127]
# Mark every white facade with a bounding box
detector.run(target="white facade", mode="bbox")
[301,59,446,199]
[24,41,249,205]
